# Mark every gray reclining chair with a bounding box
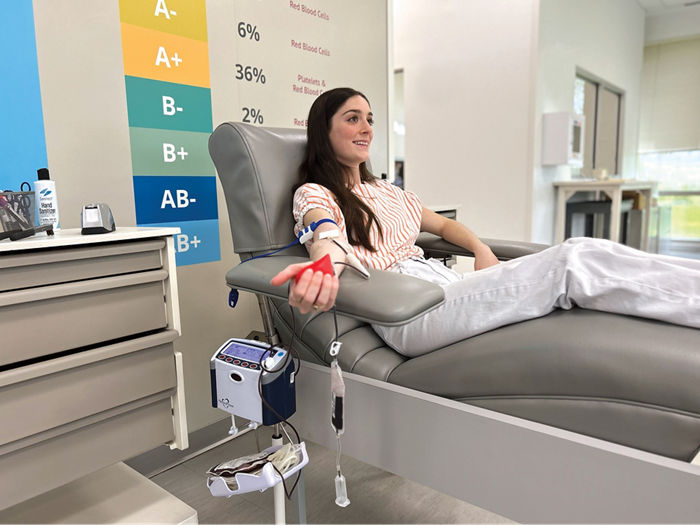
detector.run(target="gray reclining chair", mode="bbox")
[209,122,700,463]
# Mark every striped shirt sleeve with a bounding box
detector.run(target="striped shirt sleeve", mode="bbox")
[398,187,423,225]
[292,183,346,237]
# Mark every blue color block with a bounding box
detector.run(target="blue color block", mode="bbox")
[133,175,218,224]
[143,219,221,266]
[0,1,48,191]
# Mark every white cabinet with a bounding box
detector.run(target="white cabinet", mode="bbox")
[0,228,188,511]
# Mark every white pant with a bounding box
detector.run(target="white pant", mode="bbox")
[372,237,700,357]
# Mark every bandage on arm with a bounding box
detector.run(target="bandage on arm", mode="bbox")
[318,228,370,279]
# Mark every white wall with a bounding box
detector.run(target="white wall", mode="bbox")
[393,0,539,241]
[645,5,700,44]
[532,0,646,243]
[394,0,647,245]
[209,0,391,178]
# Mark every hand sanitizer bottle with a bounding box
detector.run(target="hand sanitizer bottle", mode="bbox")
[34,168,59,229]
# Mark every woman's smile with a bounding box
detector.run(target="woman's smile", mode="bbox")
[329,95,374,171]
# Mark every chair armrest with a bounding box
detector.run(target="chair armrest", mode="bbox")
[416,232,549,261]
[225,255,445,326]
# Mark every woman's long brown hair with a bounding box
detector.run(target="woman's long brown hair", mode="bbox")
[296,87,383,251]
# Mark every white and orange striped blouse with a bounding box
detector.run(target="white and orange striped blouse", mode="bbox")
[292,180,424,270]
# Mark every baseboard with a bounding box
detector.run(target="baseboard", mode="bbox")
[126,417,250,478]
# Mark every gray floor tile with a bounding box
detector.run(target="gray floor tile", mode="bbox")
[151,432,513,524]
[153,464,275,524]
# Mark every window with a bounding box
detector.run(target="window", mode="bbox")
[393,68,405,189]
[573,75,623,177]
[637,37,700,258]
[638,150,700,242]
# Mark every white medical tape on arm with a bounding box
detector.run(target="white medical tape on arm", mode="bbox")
[318,229,341,240]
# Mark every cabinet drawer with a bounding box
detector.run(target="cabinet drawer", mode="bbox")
[0,397,174,511]
[0,240,165,292]
[0,330,178,447]
[0,271,168,367]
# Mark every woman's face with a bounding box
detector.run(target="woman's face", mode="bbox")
[328,95,373,169]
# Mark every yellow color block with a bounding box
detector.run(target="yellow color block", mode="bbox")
[119,0,207,41]
[121,23,210,88]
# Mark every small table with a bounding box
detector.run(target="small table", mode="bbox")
[553,179,657,250]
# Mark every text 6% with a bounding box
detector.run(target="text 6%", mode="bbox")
[237,22,260,41]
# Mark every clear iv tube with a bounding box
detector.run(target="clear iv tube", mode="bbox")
[330,359,350,507]
[336,434,342,475]
[334,432,349,507]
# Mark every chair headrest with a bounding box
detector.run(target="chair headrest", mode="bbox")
[209,122,307,254]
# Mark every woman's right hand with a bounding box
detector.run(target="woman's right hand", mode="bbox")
[271,262,339,314]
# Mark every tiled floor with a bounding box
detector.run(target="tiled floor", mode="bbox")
[151,427,512,524]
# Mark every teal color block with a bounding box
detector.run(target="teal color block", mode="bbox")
[129,128,215,176]
[125,76,212,133]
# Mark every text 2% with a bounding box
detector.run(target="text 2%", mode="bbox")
[235,64,266,84]
[237,21,260,41]
[242,107,264,125]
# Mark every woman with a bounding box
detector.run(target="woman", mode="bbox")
[271,87,700,357]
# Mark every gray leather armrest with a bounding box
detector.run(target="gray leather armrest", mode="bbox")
[416,232,549,260]
[225,255,445,326]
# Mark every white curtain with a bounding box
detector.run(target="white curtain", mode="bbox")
[639,36,700,153]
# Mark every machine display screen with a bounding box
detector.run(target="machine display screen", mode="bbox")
[222,342,269,362]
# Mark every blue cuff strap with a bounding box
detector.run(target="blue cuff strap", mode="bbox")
[297,218,338,244]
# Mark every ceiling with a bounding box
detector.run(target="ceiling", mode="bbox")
[636,0,700,16]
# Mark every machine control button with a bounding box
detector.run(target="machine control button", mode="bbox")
[241,362,249,367]
[233,360,241,365]
[250,364,258,370]
[218,354,226,360]
[225,358,233,362]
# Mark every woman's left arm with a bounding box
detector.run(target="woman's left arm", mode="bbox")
[420,207,499,270]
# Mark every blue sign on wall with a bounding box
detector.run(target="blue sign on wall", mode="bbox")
[0,1,48,191]
[143,219,221,266]
[133,175,218,224]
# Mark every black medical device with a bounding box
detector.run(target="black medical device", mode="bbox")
[80,203,115,234]
[210,338,296,426]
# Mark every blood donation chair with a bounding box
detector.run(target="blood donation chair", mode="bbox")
[208,121,700,465]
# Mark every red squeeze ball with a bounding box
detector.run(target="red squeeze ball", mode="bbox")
[294,253,334,283]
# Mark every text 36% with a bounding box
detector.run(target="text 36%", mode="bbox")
[235,64,266,84]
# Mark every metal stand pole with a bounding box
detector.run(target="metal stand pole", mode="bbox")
[295,471,307,524]
[272,425,285,525]
[257,295,280,346]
